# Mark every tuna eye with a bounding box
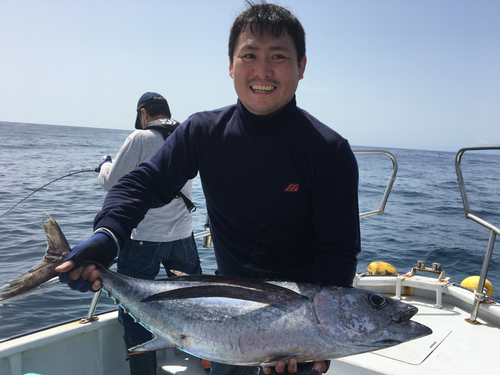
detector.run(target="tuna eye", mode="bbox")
[368,293,387,308]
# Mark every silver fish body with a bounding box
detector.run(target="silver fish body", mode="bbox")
[100,269,432,365]
[0,218,432,366]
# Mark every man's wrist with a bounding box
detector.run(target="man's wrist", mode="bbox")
[93,227,122,257]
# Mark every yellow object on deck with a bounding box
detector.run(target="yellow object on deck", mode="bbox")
[366,261,398,275]
[460,276,494,297]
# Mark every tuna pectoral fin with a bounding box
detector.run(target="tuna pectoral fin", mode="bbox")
[129,336,177,353]
[166,274,305,300]
[141,285,297,305]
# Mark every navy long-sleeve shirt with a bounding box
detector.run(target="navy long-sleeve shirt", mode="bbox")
[95,97,360,286]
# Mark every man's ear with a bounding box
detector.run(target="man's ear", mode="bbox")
[299,56,307,80]
[229,57,234,79]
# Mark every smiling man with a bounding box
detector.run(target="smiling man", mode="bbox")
[56,2,361,375]
[229,29,306,117]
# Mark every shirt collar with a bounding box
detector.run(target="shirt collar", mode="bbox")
[236,96,298,136]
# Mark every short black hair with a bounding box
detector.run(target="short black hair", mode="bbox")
[228,1,306,65]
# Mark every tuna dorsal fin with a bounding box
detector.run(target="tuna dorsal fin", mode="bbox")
[141,285,303,305]
[160,274,304,301]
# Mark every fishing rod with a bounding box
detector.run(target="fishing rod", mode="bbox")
[0,169,96,219]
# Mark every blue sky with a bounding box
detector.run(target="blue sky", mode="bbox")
[1,0,498,151]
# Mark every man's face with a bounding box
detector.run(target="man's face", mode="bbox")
[229,28,306,117]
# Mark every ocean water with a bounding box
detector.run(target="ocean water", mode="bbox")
[0,121,499,341]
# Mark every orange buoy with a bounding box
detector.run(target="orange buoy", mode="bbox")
[460,276,494,297]
[366,261,397,275]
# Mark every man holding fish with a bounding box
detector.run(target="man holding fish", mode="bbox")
[56,2,361,374]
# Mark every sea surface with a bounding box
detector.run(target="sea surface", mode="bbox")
[0,121,499,341]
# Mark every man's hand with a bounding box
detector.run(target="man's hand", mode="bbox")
[55,229,119,292]
[95,155,112,173]
[262,358,328,374]
[55,261,102,292]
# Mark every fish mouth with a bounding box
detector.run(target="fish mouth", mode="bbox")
[358,312,432,349]
[391,306,417,323]
[364,322,432,348]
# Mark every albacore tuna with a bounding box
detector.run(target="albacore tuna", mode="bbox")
[0,218,432,366]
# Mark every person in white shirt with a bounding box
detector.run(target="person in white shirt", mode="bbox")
[97,92,202,375]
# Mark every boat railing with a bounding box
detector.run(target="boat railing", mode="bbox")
[354,150,398,219]
[1,150,399,322]
[455,145,500,322]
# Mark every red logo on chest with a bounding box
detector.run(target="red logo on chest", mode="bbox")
[284,184,299,192]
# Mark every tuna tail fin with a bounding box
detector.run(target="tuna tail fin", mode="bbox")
[41,217,72,263]
[0,217,71,300]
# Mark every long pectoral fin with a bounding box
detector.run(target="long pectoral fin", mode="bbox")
[158,274,304,299]
[141,285,301,305]
[164,274,305,300]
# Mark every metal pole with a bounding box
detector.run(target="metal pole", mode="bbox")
[470,230,497,322]
[81,289,102,323]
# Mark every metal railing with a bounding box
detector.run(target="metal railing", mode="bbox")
[354,150,398,219]
[455,145,500,322]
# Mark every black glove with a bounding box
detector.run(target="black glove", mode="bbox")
[95,155,112,172]
[59,229,119,292]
